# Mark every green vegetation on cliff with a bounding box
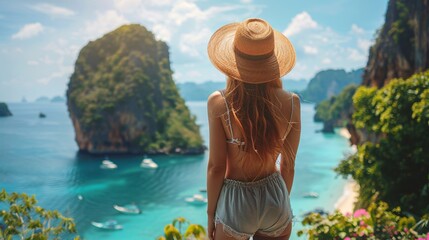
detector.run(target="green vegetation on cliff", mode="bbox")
[336,71,429,217]
[67,24,203,154]
[300,68,363,104]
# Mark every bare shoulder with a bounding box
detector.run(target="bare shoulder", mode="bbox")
[273,88,301,122]
[274,88,301,106]
[207,90,226,117]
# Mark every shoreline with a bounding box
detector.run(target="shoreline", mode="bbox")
[334,180,359,215]
[338,127,351,139]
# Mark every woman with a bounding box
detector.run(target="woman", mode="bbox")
[206,18,301,240]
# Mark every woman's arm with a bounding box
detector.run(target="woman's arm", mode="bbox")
[206,92,227,237]
[280,93,301,194]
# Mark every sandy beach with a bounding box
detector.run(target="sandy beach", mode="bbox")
[335,180,359,215]
[338,127,352,139]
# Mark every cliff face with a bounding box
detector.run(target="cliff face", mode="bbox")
[362,0,429,88]
[0,103,12,117]
[348,0,429,145]
[66,24,204,154]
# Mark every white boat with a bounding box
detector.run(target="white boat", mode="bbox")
[303,192,319,198]
[185,194,207,205]
[100,160,117,169]
[113,204,142,214]
[91,220,122,230]
[140,158,158,169]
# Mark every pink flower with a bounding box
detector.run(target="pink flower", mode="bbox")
[344,237,351,240]
[404,228,408,233]
[353,209,369,218]
[360,220,366,226]
[345,212,351,217]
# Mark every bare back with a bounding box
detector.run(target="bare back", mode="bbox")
[209,88,301,182]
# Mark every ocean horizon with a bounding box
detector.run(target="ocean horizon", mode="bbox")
[0,101,353,239]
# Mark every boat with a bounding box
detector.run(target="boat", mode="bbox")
[303,208,329,217]
[199,188,207,193]
[91,220,123,230]
[100,160,117,169]
[113,204,142,214]
[140,157,158,169]
[303,192,319,198]
[185,194,207,205]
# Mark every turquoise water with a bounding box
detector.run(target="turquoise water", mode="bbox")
[0,101,352,239]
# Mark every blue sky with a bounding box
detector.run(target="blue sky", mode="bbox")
[0,0,388,102]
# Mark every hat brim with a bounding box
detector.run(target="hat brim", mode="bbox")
[207,23,296,84]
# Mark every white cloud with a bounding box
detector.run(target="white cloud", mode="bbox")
[169,2,240,26]
[180,28,212,57]
[303,45,318,55]
[347,48,366,61]
[351,24,364,34]
[31,3,75,17]
[152,24,172,42]
[27,60,39,66]
[240,0,252,3]
[114,0,142,13]
[12,23,44,40]
[357,38,373,52]
[36,66,72,85]
[322,58,332,64]
[283,12,318,37]
[84,10,129,40]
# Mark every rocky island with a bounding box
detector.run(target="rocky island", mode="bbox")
[0,102,12,117]
[66,24,204,154]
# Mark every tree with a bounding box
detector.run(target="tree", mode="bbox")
[0,189,80,240]
[336,71,429,217]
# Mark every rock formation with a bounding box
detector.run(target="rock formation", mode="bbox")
[0,102,12,117]
[300,68,363,104]
[345,0,429,145]
[66,24,204,154]
[362,0,429,88]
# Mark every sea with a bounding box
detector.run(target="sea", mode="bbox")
[0,101,353,239]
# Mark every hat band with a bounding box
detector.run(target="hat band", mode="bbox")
[234,47,274,61]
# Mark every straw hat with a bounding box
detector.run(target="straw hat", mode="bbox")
[207,18,296,84]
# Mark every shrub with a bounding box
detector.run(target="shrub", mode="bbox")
[297,201,428,239]
[157,217,206,240]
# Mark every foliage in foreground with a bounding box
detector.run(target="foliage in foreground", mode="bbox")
[298,201,429,240]
[157,217,206,240]
[0,189,79,240]
[336,71,429,216]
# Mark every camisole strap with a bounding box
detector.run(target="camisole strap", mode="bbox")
[219,90,234,139]
[219,90,245,146]
[282,93,295,140]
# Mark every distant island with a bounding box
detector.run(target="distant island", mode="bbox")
[66,24,204,155]
[0,102,12,117]
[35,96,66,103]
[300,68,363,104]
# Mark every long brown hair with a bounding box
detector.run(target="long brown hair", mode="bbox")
[224,77,294,175]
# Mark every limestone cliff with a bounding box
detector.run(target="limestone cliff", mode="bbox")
[362,0,429,88]
[348,0,429,145]
[300,68,363,104]
[66,24,204,154]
